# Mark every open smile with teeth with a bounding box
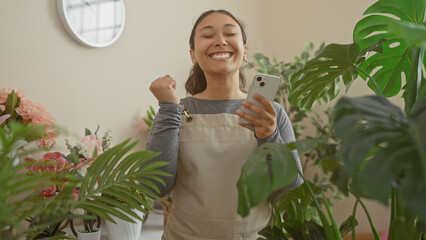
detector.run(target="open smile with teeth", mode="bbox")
[209,52,233,60]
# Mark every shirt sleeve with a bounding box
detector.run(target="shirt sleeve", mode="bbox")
[145,102,183,197]
[256,102,304,196]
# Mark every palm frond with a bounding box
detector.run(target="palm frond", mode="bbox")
[74,138,167,224]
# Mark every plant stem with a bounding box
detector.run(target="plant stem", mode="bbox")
[355,66,383,96]
[297,170,336,239]
[389,188,397,240]
[349,189,380,240]
[351,200,359,240]
[322,192,342,239]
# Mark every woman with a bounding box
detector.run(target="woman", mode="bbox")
[147,9,303,240]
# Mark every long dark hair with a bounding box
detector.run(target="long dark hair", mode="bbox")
[185,10,247,95]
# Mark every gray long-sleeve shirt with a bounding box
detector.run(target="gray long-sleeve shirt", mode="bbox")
[146,97,303,197]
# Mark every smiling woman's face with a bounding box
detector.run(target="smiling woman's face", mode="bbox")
[190,12,247,78]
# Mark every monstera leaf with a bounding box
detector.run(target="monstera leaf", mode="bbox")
[288,42,384,111]
[353,0,426,97]
[237,143,299,217]
[237,139,326,217]
[288,43,359,111]
[333,95,426,222]
[388,21,426,49]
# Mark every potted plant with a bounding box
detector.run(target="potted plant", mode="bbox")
[238,0,426,239]
[62,126,112,239]
[0,88,67,239]
[288,0,426,238]
[0,89,171,239]
[246,44,349,238]
[102,187,152,240]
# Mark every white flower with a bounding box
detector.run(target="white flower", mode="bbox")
[80,164,90,177]
[77,144,91,159]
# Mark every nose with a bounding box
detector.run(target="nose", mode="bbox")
[215,35,227,47]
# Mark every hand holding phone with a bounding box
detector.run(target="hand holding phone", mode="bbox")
[239,74,281,125]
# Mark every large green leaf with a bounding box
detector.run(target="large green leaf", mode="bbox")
[388,21,426,49]
[333,95,426,221]
[5,90,20,121]
[237,138,328,217]
[353,0,426,97]
[404,47,425,114]
[237,143,299,217]
[288,43,360,111]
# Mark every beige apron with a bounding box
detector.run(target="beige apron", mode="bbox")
[163,113,271,240]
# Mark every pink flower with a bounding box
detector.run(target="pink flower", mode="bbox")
[134,116,148,132]
[16,99,55,125]
[81,134,103,158]
[73,189,79,201]
[40,184,57,199]
[25,152,73,174]
[41,152,72,173]
[0,88,24,105]
[74,158,90,170]
[13,96,58,149]
[24,156,38,172]
[36,130,58,150]
[0,114,10,125]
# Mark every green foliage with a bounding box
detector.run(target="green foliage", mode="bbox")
[284,0,426,238]
[143,105,157,132]
[247,43,325,138]
[289,41,386,111]
[75,138,170,224]
[0,122,170,239]
[0,123,73,239]
[237,143,299,217]
[249,44,346,239]
[4,90,20,122]
[237,138,326,215]
[334,96,426,218]
[354,0,425,97]
[289,43,360,111]
[242,0,426,239]
[240,140,365,240]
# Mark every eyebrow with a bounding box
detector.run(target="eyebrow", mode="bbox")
[199,23,237,32]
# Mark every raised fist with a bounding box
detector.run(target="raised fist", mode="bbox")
[149,74,180,104]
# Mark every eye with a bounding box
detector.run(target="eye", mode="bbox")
[225,32,238,37]
[202,35,213,39]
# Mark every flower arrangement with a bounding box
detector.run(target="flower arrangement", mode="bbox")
[64,126,112,174]
[23,126,112,237]
[65,126,112,234]
[1,91,169,239]
[0,88,57,149]
[24,151,76,239]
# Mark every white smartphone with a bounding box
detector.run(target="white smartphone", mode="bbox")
[239,73,281,125]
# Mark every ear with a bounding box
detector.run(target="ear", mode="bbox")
[190,49,197,65]
[243,44,248,61]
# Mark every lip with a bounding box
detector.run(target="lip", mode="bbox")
[208,51,233,60]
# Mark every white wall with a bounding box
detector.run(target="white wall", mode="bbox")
[0,0,265,148]
[1,0,391,235]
